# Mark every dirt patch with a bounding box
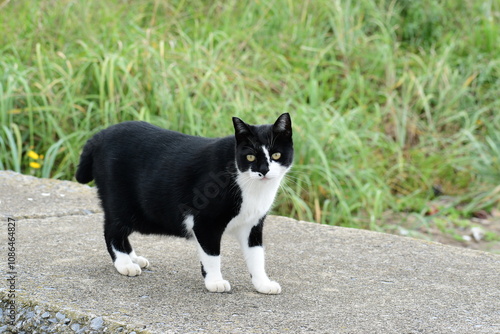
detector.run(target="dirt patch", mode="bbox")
[382,209,500,254]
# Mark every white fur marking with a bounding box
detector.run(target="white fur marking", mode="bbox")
[194,236,231,293]
[247,247,281,294]
[262,145,271,163]
[237,229,281,294]
[112,247,142,276]
[183,215,195,237]
[226,166,284,234]
[130,250,150,269]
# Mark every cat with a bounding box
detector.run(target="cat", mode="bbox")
[75,113,293,294]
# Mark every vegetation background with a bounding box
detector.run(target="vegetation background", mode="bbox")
[1,0,499,249]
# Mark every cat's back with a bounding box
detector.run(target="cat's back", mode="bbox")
[90,121,236,175]
[99,121,195,143]
[94,121,212,153]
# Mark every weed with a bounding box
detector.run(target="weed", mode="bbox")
[0,0,499,230]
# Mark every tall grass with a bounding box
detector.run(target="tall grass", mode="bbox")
[1,0,499,228]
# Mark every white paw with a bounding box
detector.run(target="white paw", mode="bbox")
[253,280,281,294]
[131,255,150,269]
[205,279,231,293]
[114,261,142,276]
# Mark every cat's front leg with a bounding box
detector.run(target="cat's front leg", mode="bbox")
[194,232,231,293]
[239,220,281,294]
[198,249,231,293]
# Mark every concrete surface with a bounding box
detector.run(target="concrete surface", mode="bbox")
[0,170,499,333]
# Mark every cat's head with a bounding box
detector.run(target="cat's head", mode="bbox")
[232,113,293,181]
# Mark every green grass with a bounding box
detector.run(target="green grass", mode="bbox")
[1,0,499,229]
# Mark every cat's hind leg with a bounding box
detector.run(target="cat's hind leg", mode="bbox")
[130,250,150,269]
[112,246,142,277]
[104,219,149,277]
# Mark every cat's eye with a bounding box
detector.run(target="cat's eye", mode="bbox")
[271,152,281,160]
[246,154,256,162]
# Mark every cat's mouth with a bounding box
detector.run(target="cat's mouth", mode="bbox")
[260,175,279,181]
[246,171,279,181]
[250,174,273,181]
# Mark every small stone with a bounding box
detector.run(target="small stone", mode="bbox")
[398,227,409,236]
[17,309,25,318]
[41,312,51,318]
[471,227,485,242]
[77,326,89,334]
[71,323,81,332]
[90,316,104,330]
[56,312,66,321]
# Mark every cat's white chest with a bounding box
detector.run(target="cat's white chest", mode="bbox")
[225,173,282,233]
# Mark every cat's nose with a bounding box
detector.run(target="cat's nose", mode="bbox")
[257,166,269,178]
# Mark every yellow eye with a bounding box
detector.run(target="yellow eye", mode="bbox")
[271,152,281,160]
[246,154,256,162]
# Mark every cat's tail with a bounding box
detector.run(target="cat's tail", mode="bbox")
[75,135,98,184]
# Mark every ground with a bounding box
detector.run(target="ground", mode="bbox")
[383,206,500,254]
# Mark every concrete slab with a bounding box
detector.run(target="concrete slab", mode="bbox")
[1,171,499,333]
[0,171,101,219]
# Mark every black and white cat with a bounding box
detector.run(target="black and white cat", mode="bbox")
[75,113,293,294]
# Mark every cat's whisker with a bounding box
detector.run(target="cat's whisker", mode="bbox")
[277,174,309,200]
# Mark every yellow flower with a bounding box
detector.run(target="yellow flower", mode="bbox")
[27,150,40,160]
[29,162,41,169]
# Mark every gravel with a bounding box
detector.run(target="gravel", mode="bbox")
[0,299,143,333]
[90,317,104,331]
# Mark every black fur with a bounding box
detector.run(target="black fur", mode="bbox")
[75,114,293,267]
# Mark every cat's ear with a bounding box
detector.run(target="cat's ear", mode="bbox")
[273,113,292,137]
[232,117,252,141]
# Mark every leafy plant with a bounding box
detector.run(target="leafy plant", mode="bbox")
[0,0,499,230]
